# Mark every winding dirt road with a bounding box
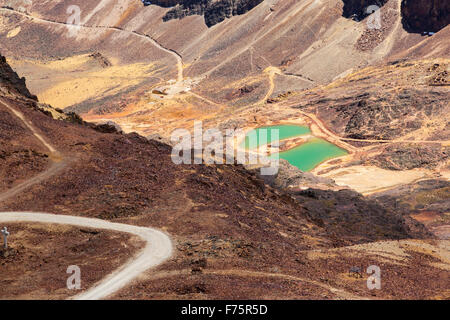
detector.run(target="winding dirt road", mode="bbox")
[0,7,291,109]
[0,212,173,300]
[0,100,57,153]
[257,66,281,105]
[0,99,174,300]
[0,8,183,83]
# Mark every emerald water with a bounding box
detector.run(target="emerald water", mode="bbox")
[241,124,311,149]
[276,138,348,172]
[242,125,348,171]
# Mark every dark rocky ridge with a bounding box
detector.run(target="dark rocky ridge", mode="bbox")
[369,144,450,171]
[401,0,450,33]
[0,54,36,100]
[152,0,264,27]
[289,188,433,242]
[341,0,389,19]
[341,0,449,33]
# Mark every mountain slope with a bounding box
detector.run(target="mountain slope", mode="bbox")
[1,0,447,122]
[0,0,449,299]
[2,52,448,299]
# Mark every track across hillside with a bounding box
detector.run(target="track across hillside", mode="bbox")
[0,212,173,300]
[0,98,173,300]
[0,8,183,83]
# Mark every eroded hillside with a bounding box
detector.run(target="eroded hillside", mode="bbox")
[156,0,265,27]
[0,0,449,299]
[0,0,447,126]
[1,53,448,299]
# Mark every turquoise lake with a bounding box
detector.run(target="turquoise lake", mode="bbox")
[242,125,348,171]
[275,137,348,171]
[241,124,311,149]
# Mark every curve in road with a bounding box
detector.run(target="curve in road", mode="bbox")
[285,106,450,147]
[0,212,173,300]
[0,99,174,300]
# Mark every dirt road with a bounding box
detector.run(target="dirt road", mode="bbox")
[0,212,173,300]
[0,8,183,83]
[0,99,174,300]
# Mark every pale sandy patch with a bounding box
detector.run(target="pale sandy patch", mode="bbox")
[432,225,450,241]
[6,26,21,38]
[320,165,431,194]
[30,54,93,71]
[7,54,158,109]
[307,240,450,268]
[38,62,155,109]
[348,240,450,265]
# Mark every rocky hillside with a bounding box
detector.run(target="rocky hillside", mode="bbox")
[154,0,264,27]
[342,0,389,19]
[297,59,449,142]
[0,50,433,252]
[2,53,446,300]
[0,54,35,100]
[1,2,449,297]
[2,0,448,126]
[0,51,427,247]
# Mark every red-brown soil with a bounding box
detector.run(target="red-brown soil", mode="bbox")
[0,222,143,299]
[0,0,448,300]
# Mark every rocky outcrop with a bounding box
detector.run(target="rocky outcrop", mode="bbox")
[369,144,449,170]
[153,0,264,27]
[401,0,450,33]
[300,61,450,142]
[257,159,341,191]
[341,0,389,19]
[289,187,430,243]
[0,53,36,100]
[0,247,18,259]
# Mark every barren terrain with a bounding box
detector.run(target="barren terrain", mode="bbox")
[0,222,143,299]
[0,0,448,300]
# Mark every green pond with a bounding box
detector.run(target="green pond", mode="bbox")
[275,138,348,172]
[241,124,311,149]
[242,125,348,171]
